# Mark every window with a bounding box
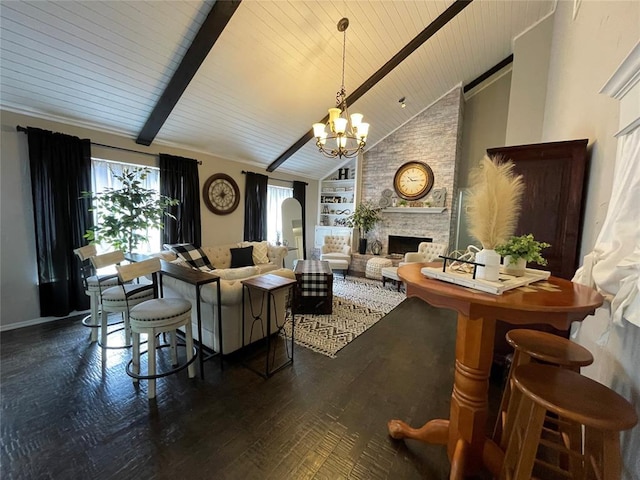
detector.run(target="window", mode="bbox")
[266,184,293,245]
[90,159,162,253]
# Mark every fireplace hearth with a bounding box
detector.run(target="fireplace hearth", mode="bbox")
[387,235,432,255]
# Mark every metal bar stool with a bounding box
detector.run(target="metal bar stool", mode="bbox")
[116,258,196,399]
[494,329,594,445]
[500,364,637,480]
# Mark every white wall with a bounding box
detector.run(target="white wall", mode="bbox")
[0,110,317,329]
[542,1,639,259]
[506,15,554,145]
[538,2,640,478]
[460,70,512,188]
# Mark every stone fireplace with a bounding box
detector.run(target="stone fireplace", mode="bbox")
[360,88,464,255]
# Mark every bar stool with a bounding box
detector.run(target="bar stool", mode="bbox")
[116,258,196,399]
[73,244,119,342]
[500,364,637,480]
[493,329,594,444]
[92,251,154,361]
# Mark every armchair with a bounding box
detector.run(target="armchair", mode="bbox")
[320,235,351,278]
[399,242,447,266]
[381,242,447,291]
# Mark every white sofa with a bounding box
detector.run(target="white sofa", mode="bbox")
[156,242,294,354]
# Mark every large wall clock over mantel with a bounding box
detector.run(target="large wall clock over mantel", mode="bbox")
[393,161,434,201]
[203,173,240,215]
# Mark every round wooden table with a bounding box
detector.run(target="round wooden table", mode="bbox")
[387,262,603,479]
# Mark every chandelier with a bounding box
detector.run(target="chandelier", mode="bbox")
[312,18,369,159]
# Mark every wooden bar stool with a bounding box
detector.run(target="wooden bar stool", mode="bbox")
[500,364,637,480]
[493,329,594,444]
[92,251,153,362]
[116,258,197,399]
[73,244,119,342]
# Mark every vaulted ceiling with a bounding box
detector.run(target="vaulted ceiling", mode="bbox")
[0,0,554,180]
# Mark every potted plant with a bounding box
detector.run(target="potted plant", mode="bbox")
[466,156,524,281]
[82,167,179,253]
[495,234,551,276]
[346,201,382,254]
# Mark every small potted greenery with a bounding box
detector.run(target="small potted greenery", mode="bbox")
[346,201,382,254]
[495,234,551,276]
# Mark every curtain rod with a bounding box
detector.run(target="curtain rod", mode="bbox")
[241,170,308,185]
[16,125,202,165]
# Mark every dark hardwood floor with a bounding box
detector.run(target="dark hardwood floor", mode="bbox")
[1,297,504,479]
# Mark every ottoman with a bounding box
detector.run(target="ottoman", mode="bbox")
[366,257,393,280]
[381,266,403,291]
[324,258,349,278]
[293,260,333,314]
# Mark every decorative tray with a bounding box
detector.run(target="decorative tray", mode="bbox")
[420,266,550,295]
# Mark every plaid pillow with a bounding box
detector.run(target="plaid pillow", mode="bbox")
[165,243,215,272]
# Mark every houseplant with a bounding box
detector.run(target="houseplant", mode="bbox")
[82,167,179,253]
[496,234,551,276]
[346,201,382,254]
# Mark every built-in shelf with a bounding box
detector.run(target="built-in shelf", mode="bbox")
[383,207,446,214]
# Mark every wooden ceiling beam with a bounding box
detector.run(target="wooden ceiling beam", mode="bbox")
[136,1,242,146]
[267,0,473,172]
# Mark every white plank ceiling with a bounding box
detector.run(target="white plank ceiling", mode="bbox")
[0,0,555,180]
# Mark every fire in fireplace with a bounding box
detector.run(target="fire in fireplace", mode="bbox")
[387,235,433,255]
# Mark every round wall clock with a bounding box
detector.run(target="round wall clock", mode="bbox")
[393,161,434,201]
[203,173,240,215]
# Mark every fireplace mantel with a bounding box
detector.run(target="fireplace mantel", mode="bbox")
[383,207,446,214]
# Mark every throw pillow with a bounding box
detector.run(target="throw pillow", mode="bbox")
[213,266,258,280]
[240,241,269,264]
[165,243,215,272]
[230,246,254,268]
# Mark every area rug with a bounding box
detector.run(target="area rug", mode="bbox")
[282,276,406,358]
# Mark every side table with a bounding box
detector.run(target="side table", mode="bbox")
[241,274,297,378]
[158,260,222,379]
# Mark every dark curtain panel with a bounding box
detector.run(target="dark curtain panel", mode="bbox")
[159,153,201,247]
[243,172,268,241]
[26,127,92,317]
[292,181,307,259]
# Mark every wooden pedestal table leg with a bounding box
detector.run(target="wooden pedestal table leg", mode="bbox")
[387,312,496,478]
[387,418,449,443]
[448,313,496,475]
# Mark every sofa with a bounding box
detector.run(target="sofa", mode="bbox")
[155,241,294,355]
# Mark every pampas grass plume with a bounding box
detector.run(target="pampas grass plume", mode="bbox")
[466,155,524,249]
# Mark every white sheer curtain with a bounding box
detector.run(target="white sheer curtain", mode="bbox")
[91,159,161,253]
[571,127,640,479]
[573,127,640,326]
[266,185,293,245]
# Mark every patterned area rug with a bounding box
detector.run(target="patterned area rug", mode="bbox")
[282,276,406,358]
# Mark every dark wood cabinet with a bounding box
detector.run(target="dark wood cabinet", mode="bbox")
[487,139,590,364]
[487,139,589,280]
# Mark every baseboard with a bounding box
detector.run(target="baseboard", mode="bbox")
[0,309,89,332]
